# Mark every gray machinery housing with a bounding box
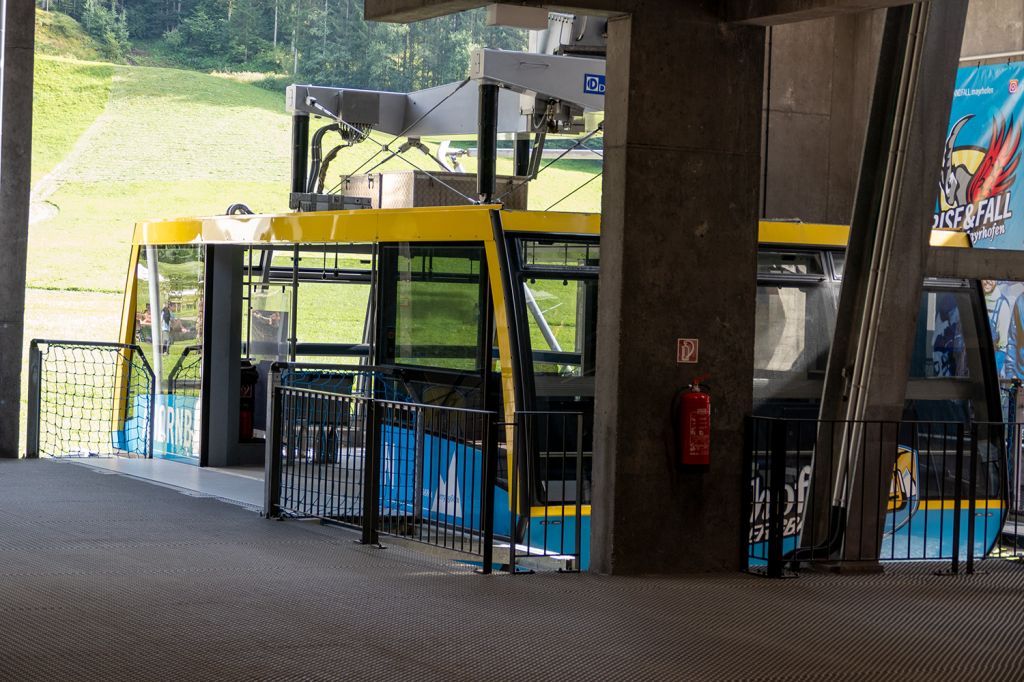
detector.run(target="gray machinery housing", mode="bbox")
[285,12,607,211]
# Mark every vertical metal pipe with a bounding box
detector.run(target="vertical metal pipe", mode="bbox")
[477,83,500,203]
[361,398,380,545]
[145,247,164,395]
[291,114,310,196]
[265,386,283,518]
[290,245,299,362]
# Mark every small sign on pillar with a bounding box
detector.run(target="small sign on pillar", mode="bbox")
[677,338,699,364]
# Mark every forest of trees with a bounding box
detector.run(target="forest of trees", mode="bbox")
[38,0,527,91]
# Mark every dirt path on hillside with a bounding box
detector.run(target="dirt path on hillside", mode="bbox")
[29,68,123,225]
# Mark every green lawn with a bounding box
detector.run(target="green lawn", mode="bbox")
[33,9,103,63]
[32,56,112,183]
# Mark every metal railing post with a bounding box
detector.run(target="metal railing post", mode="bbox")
[361,398,381,545]
[1013,379,1023,513]
[147,362,156,459]
[508,415,519,575]
[741,415,753,572]
[951,423,965,575]
[967,422,979,574]
[767,419,787,578]
[480,417,497,574]
[264,386,284,518]
[574,413,584,571]
[25,340,42,458]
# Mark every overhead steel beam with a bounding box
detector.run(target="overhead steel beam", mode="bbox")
[927,246,1024,281]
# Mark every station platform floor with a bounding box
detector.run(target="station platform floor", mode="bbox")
[72,456,264,509]
[3,458,1024,680]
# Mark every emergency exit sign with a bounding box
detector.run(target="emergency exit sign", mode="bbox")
[677,338,699,363]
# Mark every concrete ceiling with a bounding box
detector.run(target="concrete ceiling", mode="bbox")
[364,0,916,25]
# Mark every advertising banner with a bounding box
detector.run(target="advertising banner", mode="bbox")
[935,63,1023,247]
[938,63,1024,382]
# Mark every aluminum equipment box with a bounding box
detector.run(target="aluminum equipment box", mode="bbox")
[338,171,528,209]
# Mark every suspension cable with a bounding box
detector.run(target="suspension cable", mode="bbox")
[545,169,603,211]
[493,123,604,204]
[324,78,473,194]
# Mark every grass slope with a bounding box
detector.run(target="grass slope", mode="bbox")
[32,56,113,183]
[34,9,102,62]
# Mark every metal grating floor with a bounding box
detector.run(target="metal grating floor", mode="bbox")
[3,459,1024,680]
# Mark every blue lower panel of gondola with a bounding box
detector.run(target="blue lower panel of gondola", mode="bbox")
[748,507,1002,566]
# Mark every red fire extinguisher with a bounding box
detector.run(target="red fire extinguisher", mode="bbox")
[674,376,710,468]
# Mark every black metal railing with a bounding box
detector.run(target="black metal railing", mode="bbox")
[267,386,371,526]
[265,384,501,572]
[374,399,497,558]
[506,411,589,573]
[746,416,1019,576]
[27,339,155,458]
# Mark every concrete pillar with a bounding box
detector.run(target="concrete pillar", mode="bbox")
[813,1,969,561]
[0,0,34,458]
[591,8,764,574]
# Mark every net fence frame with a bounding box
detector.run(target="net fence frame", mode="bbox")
[27,339,156,459]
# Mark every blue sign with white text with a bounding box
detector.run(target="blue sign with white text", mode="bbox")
[583,73,605,96]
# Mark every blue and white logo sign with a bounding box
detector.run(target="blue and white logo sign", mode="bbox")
[583,73,605,96]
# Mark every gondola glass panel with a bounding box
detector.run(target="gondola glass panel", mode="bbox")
[133,245,204,462]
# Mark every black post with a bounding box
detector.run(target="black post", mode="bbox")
[147,365,156,459]
[264,386,284,518]
[513,135,531,177]
[291,114,310,196]
[1011,379,1021,514]
[952,423,965,574]
[361,398,381,545]
[480,418,497,574]
[508,415,520,575]
[741,415,753,572]
[967,423,979,574]
[25,341,41,458]
[767,420,787,578]
[477,83,499,203]
[574,414,584,571]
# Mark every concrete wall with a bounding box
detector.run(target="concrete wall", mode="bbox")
[961,0,1023,58]
[762,12,883,224]
[763,0,1024,225]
